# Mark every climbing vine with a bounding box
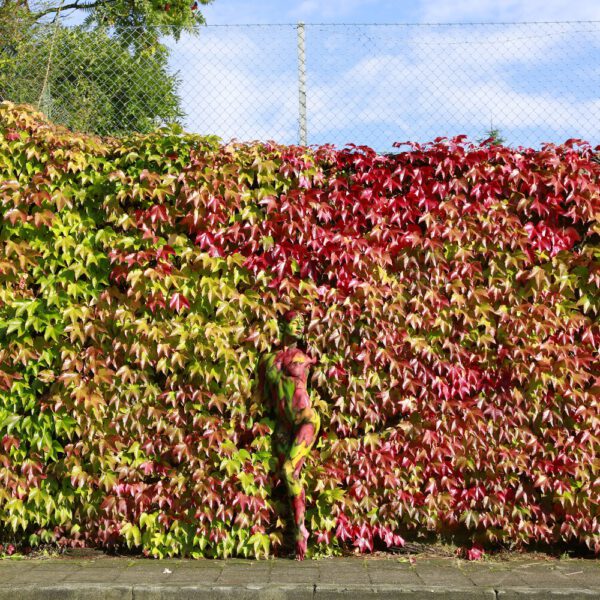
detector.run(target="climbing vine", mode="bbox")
[1,103,599,558]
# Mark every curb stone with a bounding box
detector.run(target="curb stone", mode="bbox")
[0,584,598,599]
[496,590,600,599]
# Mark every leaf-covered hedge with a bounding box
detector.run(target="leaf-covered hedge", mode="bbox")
[1,102,599,558]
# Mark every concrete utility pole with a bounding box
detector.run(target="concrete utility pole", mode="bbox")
[297,22,307,146]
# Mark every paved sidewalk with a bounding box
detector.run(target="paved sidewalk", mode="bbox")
[0,555,599,598]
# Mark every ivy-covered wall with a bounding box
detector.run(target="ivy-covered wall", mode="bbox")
[1,102,599,558]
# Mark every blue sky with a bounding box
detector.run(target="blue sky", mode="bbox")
[199,0,600,25]
[64,1,600,149]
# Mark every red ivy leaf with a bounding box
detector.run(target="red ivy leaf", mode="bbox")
[169,292,190,313]
[465,543,485,561]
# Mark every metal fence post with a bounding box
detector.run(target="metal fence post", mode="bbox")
[297,22,307,146]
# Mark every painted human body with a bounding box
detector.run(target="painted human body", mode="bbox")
[258,312,320,560]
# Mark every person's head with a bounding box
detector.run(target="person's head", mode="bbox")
[280,310,305,341]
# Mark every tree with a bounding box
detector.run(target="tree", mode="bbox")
[0,0,213,134]
[478,127,506,147]
[2,0,213,44]
[0,24,183,135]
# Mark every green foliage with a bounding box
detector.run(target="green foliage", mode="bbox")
[3,0,213,46]
[0,25,182,135]
[0,103,599,560]
[478,127,506,147]
[0,0,209,135]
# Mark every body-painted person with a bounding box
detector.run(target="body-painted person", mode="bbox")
[258,311,320,560]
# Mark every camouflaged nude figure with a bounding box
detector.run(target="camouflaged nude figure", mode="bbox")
[258,311,320,560]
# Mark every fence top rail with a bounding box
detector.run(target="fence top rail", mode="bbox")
[200,20,600,26]
[31,20,600,28]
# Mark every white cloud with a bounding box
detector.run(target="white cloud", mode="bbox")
[198,0,385,24]
[306,21,600,141]
[200,0,600,26]
[166,20,600,148]
[419,0,600,23]
[168,29,299,143]
[289,0,379,20]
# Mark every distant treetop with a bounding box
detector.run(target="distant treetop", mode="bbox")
[1,0,214,44]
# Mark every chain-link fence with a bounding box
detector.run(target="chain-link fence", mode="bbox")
[0,25,182,136]
[2,21,600,149]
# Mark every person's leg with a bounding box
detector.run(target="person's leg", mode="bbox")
[282,412,320,559]
[272,423,290,486]
[271,420,294,544]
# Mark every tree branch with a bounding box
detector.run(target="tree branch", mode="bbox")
[32,0,115,20]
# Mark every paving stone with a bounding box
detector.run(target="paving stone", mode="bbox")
[498,589,600,599]
[461,567,530,588]
[368,567,422,586]
[269,568,319,583]
[74,558,131,566]
[318,565,370,584]
[0,584,133,600]
[62,568,124,583]
[115,569,195,585]
[314,585,494,599]
[163,569,223,584]
[414,565,476,587]
[366,558,414,569]
[0,563,34,582]
[6,567,72,583]
[216,565,273,585]
[563,573,600,591]
[0,556,598,599]
[0,570,20,583]
[556,562,600,574]
[318,574,370,584]
[521,575,586,588]
[20,560,78,569]
[270,559,322,568]
[132,584,314,599]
